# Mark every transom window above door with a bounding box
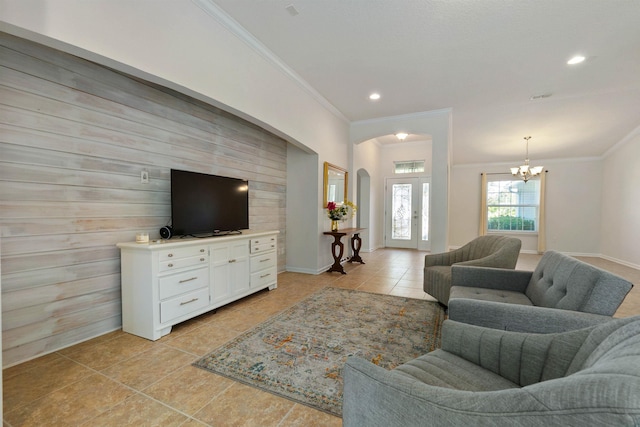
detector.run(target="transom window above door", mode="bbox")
[394,160,425,174]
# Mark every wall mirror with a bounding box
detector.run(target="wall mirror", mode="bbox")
[323,162,348,207]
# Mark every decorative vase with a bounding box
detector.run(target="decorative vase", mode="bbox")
[331,220,339,232]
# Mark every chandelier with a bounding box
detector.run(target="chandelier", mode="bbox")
[510,136,543,182]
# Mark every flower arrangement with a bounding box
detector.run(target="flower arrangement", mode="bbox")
[326,200,357,221]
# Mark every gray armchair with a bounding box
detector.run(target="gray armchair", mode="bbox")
[343,317,640,427]
[423,235,521,305]
[448,250,634,333]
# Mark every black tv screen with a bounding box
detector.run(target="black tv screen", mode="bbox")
[170,169,249,236]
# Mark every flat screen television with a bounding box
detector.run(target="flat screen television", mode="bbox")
[170,169,249,237]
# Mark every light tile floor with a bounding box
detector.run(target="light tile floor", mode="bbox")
[3,249,639,426]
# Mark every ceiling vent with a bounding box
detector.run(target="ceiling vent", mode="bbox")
[285,4,299,16]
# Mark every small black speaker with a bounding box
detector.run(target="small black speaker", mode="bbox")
[159,226,173,240]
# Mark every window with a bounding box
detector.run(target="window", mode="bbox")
[486,179,540,232]
[394,160,425,174]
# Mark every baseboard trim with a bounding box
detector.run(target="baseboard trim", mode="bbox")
[283,266,326,275]
[598,254,640,271]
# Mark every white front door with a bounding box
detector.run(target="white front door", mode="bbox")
[385,177,431,250]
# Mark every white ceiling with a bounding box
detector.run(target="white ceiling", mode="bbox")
[210,0,640,165]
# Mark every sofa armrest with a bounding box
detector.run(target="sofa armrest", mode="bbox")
[455,250,513,269]
[452,265,532,292]
[424,247,464,267]
[448,298,614,333]
[343,355,544,427]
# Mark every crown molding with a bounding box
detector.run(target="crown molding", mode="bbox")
[453,155,602,169]
[602,123,640,159]
[191,0,348,123]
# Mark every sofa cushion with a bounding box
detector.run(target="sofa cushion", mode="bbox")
[526,251,633,315]
[451,286,533,306]
[394,349,519,391]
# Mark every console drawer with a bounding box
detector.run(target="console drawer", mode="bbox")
[159,246,207,262]
[160,288,209,324]
[250,253,277,273]
[250,236,276,254]
[159,267,209,300]
[159,254,208,273]
[250,236,277,246]
[250,242,276,254]
[251,268,276,289]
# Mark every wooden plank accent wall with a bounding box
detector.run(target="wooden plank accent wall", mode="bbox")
[0,33,287,367]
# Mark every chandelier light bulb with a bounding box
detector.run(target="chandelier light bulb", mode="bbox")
[510,136,543,182]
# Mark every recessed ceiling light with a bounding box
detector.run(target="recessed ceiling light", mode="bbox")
[395,132,408,140]
[369,93,381,100]
[567,55,586,65]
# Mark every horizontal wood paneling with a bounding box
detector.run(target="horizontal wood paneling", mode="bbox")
[0,32,287,366]
[2,274,119,311]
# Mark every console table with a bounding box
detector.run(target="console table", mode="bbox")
[323,227,366,274]
[117,230,278,340]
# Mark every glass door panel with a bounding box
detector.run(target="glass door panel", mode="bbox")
[385,178,430,250]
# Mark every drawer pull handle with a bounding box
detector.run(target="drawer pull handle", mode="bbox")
[179,277,198,284]
[229,259,236,263]
[168,253,173,258]
[200,249,205,252]
[260,273,271,278]
[168,263,174,268]
[200,258,206,262]
[260,258,271,263]
[180,298,199,306]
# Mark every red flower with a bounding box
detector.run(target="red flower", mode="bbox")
[327,201,337,210]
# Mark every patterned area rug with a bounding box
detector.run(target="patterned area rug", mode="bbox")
[194,287,445,417]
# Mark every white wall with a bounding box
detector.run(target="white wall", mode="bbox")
[601,128,640,267]
[286,145,321,273]
[379,141,433,176]
[450,158,603,254]
[353,141,383,250]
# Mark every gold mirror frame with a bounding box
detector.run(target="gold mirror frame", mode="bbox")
[323,162,348,207]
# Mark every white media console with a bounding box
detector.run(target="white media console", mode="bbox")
[117,230,278,340]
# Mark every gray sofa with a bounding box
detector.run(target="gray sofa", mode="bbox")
[448,250,634,333]
[343,317,640,426]
[423,235,521,306]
